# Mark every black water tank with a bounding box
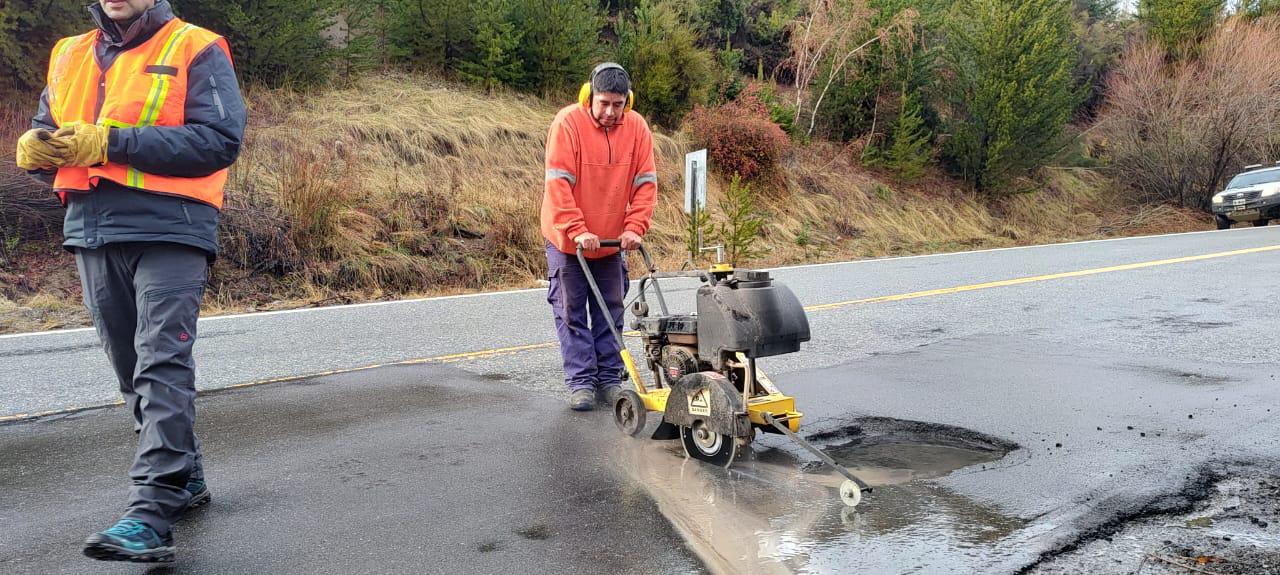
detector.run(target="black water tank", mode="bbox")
[696,270,811,369]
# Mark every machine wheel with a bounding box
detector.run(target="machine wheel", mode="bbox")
[681,421,737,468]
[839,480,863,508]
[1253,218,1270,227]
[1216,215,1232,230]
[613,390,646,437]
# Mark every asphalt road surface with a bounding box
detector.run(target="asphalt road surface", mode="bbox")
[2,227,1279,573]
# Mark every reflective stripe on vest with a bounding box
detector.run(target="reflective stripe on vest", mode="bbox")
[46,37,82,115]
[47,18,231,210]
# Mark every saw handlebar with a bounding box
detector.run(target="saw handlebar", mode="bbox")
[575,240,654,270]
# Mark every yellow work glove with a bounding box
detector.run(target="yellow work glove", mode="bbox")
[15,128,68,170]
[51,122,110,167]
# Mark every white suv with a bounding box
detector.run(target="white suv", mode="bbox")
[1212,164,1280,229]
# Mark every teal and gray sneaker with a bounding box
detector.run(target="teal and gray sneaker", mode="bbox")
[185,478,211,510]
[82,519,175,563]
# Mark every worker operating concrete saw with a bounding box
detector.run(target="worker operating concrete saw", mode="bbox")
[539,62,658,412]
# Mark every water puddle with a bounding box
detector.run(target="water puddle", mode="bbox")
[610,417,1027,574]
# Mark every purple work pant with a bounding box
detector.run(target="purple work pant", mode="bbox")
[546,241,628,392]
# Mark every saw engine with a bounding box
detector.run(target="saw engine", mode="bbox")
[630,266,812,432]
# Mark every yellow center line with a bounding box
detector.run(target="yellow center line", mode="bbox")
[0,402,126,423]
[5,244,1276,424]
[803,244,1280,312]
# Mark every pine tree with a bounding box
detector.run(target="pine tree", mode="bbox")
[1136,0,1225,59]
[385,0,473,70]
[818,0,945,144]
[714,174,767,266]
[1077,0,1118,20]
[457,0,524,92]
[0,0,91,100]
[616,0,714,127]
[1073,0,1127,119]
[514,0,603,95]
[886,92,931,181]
[942,0,1081,193]
[170,0,341,87]
[332,3,392,77]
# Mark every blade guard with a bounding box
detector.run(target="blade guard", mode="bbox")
[658,372,752,439]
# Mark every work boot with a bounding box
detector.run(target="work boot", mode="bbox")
[185,478,211,511]
[569,389,595,411]
[599,385,625,409]
[82,519,175,563]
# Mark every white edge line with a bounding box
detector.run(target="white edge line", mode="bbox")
[201,286,546,322]
[2,226,1274,342]
[0,286,544,340]
[766,225,1274,272]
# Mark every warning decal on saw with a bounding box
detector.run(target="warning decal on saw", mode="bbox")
[688,388,711,417]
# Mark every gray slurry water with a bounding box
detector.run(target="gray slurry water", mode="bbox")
[609,417,1022,574]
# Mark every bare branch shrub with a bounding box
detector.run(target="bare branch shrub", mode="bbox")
[1100,16,1280,208]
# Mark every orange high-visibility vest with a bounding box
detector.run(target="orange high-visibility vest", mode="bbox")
[46,17,231,209]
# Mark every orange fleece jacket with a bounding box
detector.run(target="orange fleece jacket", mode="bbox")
[540,104,658,258]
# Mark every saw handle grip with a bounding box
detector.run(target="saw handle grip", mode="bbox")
[573,239,618,255]
[576,240,652,268]
[581,238,660,279]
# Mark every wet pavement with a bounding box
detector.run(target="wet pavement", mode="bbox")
[3,228,1280,573]
[0,365,704,574]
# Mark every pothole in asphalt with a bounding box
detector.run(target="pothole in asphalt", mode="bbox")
[610,416,1028,574]
[807,416,1018,486]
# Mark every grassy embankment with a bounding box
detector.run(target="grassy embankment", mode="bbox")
[0,73,1207,333]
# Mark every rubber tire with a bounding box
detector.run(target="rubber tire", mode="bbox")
[680,423,737,468]
[613,389,646,437]
[1253,219,1270,227]
[1216,215,1232,230]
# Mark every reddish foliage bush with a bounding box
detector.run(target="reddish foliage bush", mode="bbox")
[685,83,791,182]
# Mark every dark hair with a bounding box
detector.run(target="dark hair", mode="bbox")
[592,67,631,97]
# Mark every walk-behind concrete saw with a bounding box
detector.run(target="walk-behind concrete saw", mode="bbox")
[578,241,871,507]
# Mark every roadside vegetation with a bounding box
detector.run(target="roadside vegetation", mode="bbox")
[5,0,1276,333]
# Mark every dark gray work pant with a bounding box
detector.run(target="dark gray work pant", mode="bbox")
[75,242,208,536]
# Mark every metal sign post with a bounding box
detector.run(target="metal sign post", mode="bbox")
[684,149,721,264]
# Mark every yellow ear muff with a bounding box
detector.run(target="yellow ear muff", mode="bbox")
[582,63,636,113]
[581,85,637,114]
